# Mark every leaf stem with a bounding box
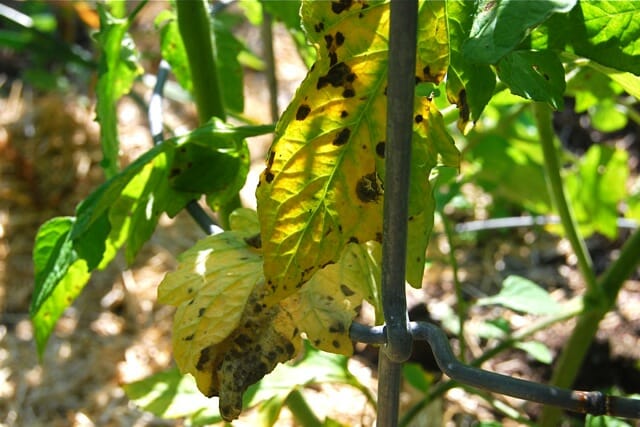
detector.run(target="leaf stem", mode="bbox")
[175,0,226,123]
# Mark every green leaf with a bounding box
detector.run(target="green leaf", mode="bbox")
[532,2,640,75]
[585,414,633,427]
[446,0,496,130]
[496,49,566,109]
[32,121,255,354]
[402,363,433,393]
[589,99,628,133]
[467,133,552,214]
[257,1,458,301]
[213,13,245,113]
[514,340,553,364]
[30,218,91,355]
[94,3,143,177]
[565,144,629,239]
[124,368,222,423]
[156,9,193,94]
[463,0,576,65]
[566,67,623,112]
[477,275,562,315]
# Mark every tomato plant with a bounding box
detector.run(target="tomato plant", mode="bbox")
[27,0,640,425]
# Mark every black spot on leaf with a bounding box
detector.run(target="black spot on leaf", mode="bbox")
[196,347,211,370]
[343,88,355,98]
[265,171,274,183]
[333,128,351,146]
[296,104,311,120]
[340,284,355,296]
[376,141,385,158]
[348,236,359,243]
[324,34,333,49]
[356,172,383,203]
[317,62,353,89]
[329,52,338,67]
[314,22,324,33]
[340,110,349,118]
[458,89,470,123]
[329,322,346,333]
[335,32,345,46]
[332,340,341,349]
[169,168,181,178]
[414,114,424,123]
[198,308,205,317]
[244,234,262,249]
[331,0,352,14]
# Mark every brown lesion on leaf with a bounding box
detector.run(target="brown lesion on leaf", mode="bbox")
[332,127,351,146]
[314,21,324,33]
[332,340,341,349]
[317,61,357,99]
[356,172,383,203]
[340,110,349,118]
[329,322,346,333]
[263,150,276,184]
[340,284,355,296]
[296,104,311,120]
[458,89,470,124]
[348,236,359,244]
[414,114,424,124]
[375,231,382,242]
[244,233,262,249]
[331,0,353,14]
[335,32,345,46]
[375,141,385,158]
[422,65,444,84]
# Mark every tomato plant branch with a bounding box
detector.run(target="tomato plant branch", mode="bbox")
[261,9,279,122]
[533,102,599,298]
[175,0,226,123]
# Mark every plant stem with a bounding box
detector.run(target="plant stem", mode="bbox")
[285,389,323,427]
[533,102,599,298]
[540,227,640,425]
[261,9,279,122]
[442,215,467,362]
[534,102,640,425]
[175,0,226,123]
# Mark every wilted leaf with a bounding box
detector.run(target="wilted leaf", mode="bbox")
[257,0,458,302]
[496,49,566,109]
[477,275,562,315]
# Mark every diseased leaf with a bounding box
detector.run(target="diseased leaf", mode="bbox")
[281,242,379,355]
[496,49,566,109]
[256,0,458,301]
[463,0,576,65]
[31,121,262,354]
[158,208,380,421]
[446,0,496,131]
[94,3,143,177]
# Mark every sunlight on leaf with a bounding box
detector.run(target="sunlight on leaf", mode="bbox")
[158,208,380,421]
[256,0,458,301]
[463,0,576,65]
[496,49,565,109]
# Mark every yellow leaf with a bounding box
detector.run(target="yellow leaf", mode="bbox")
[281,242,381,355]
[157,231,264,398]
[257,0,457,298]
